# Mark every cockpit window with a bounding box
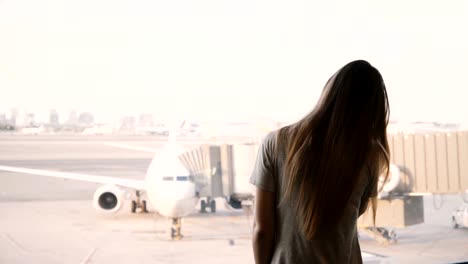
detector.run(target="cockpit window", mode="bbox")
[176,176,189,181]
[162,176,174,181]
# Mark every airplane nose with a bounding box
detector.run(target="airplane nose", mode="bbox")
[161,198,197,216]
[156,182,196,200]
[146,181,198,218]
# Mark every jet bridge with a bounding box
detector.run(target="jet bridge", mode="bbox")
[178,143,258,212]
[358,130,468,243]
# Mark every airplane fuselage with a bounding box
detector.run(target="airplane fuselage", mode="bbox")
[144,145,199,218]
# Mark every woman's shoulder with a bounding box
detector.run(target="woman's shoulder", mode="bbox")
[265,126,292,141]
[259,130,277,156]
[262,128,285,148]
[263,130,277,143]
[261,128,291,159]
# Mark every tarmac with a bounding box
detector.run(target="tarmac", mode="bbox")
[0,135,467,263]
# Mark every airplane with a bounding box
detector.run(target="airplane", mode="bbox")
[0,131,214,240]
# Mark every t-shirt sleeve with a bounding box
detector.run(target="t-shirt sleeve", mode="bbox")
[249,132,276,192]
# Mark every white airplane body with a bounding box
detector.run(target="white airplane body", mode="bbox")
[0,141,201,239]
[145,145,199,219]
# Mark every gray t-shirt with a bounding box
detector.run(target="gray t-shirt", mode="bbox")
[250,131,371,264]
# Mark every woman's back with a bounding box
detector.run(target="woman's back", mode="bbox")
[251,131,371,263]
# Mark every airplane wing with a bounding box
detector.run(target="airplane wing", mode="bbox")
[0,165,145,190]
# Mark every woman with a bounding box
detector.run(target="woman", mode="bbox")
[250,60,390,264]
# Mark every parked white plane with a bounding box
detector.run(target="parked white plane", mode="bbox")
[0,139,205,240]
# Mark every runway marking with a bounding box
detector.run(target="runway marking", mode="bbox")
[80,247,97,264]
[3,232,29,254]
[2,232,62,259]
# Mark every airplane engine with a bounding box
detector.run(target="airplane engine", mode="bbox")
[93,184,126,213]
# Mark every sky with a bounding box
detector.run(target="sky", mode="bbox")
[0,0,467,123]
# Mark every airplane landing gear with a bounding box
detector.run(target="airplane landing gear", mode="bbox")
[200,200,207,213]
[131,190,148,213]
[210,199,216,213]
[171,218,183,240]
[200,197,216,213]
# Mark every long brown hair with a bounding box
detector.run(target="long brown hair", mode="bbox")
[280,60,390,240]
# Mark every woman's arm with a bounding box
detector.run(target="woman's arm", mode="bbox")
[252,187,276,264]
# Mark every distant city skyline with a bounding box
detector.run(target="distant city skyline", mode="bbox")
[0,107,280,124]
